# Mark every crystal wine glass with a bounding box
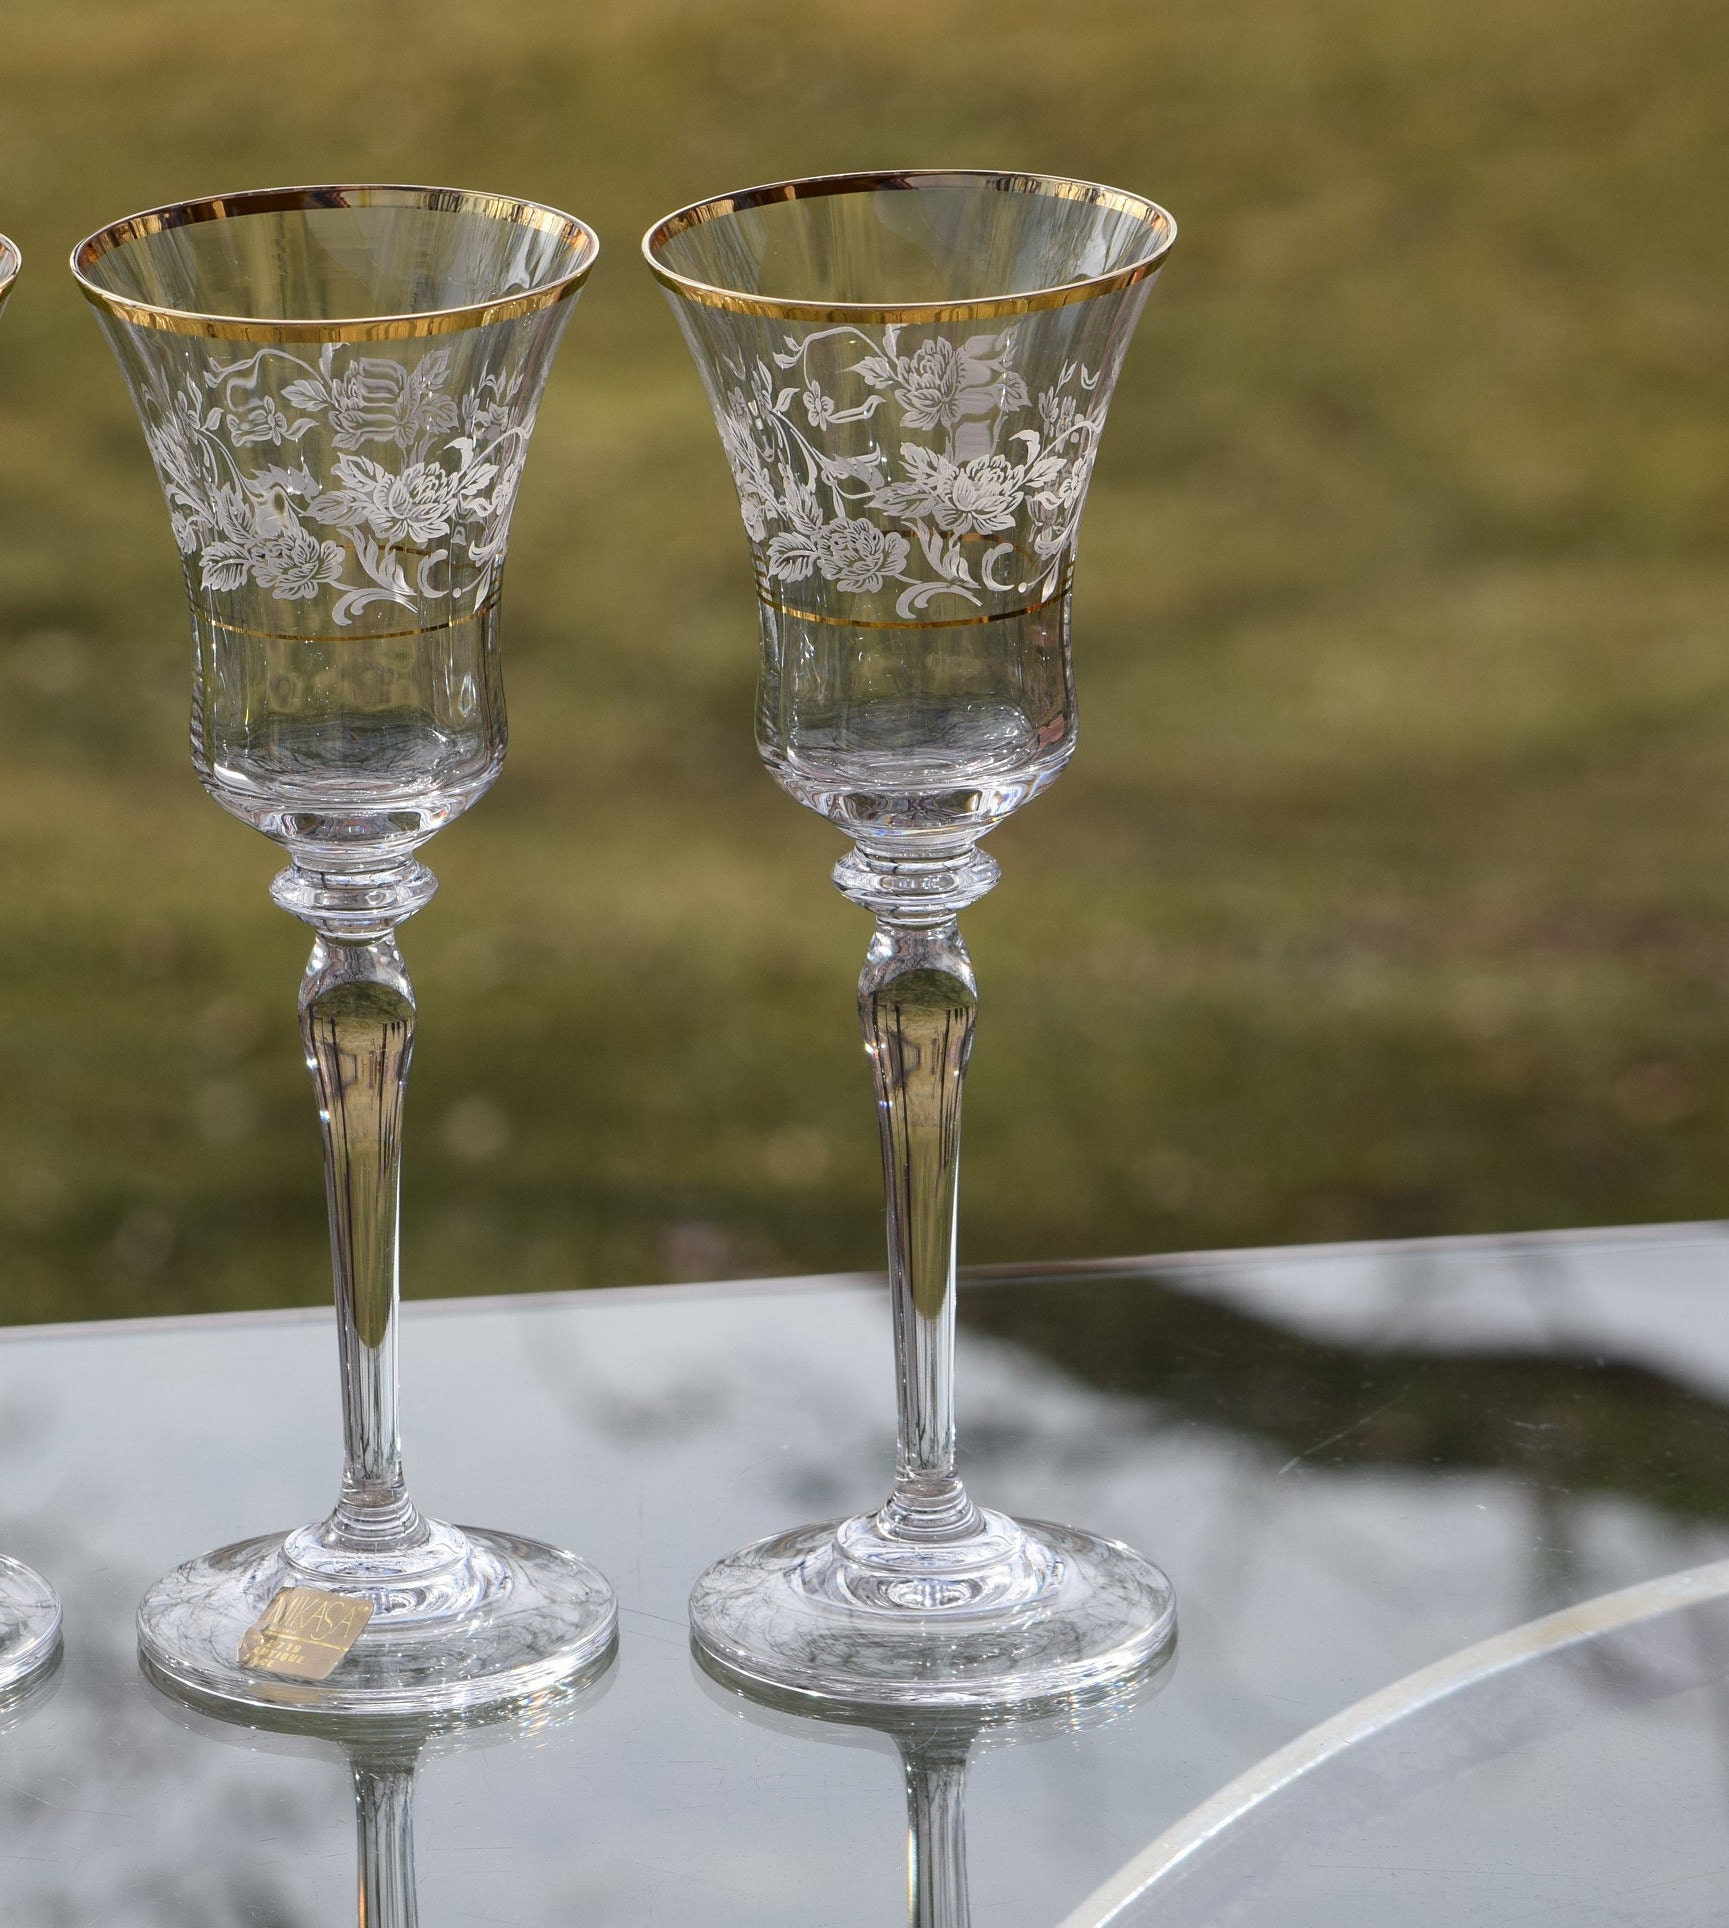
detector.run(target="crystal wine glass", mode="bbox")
[0,232,66,1696]
[646,170,1179,1704]
[73,185,616,1715]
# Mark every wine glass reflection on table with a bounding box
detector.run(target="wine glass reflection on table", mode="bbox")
[142,1634,615,1928]
[697,1636,1175,1928]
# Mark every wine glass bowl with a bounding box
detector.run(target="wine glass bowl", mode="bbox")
[73,187,591,874]
[649,171,1173,858]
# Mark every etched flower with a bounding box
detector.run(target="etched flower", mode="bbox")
[718,404,776,543]
[313,456,458,545]
[144,387,216,526]
[933,454,1023,533]
[365,464,459,544]
[461,371,517,441]
[892,338,967,429]
[310,354,461,452]
[465,440,525,569]
[1023,430,1100,558]
[802,383,836,428]
[227,399,289,447]
[1039,386,1079,439]
[254,528,346,599]
[851,331,1025,430]
[814,517,910,593]
[871,446,1023,535]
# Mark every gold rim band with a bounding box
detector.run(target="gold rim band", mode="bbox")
[757,572,1070,632]
[71,185,598,342]
[642,169,1174,323]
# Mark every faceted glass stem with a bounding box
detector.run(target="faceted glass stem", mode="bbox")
[303,931,423,1555]
[269,858,442,1573]
[861,916,982,1547]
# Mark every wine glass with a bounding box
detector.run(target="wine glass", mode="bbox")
[72,185,616,1715]
[646,169,1179,1704]
[0,232,66,1696]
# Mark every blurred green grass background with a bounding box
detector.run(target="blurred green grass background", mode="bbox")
[0,0,1723,1320]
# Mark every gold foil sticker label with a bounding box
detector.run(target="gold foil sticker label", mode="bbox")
[238,1587,373,1681]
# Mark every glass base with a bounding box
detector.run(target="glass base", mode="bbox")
[689,1508,1175,1708]
[0,1555,61,1693]
[138,1519,616,1718]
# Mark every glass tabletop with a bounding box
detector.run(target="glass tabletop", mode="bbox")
[3,1221,1729,1922]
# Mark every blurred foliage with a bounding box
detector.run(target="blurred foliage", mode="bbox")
[0,0,1724,1320]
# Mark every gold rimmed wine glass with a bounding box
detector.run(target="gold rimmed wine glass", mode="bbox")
[646,169,1179,1704]
[74,184,616,1716]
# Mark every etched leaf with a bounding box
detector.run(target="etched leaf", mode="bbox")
[200,541,258,592]
[765,532,819,582]
[281,378,330,415]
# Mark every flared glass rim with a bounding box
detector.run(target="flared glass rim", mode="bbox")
[70,183,599,343]
[642,168,1176,323]
[0,235,18,303]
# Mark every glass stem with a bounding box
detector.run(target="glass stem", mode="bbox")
[304,931,422,1551]
[860,911,983,1545]
[274,858,440,1560]
[902,1742,973,1928]
[352,1759,419,1928]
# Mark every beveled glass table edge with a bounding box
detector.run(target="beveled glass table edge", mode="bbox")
[1057,1555,1729,1928]
[1,1217,1723,1346]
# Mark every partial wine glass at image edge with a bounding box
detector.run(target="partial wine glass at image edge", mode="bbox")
[0,234,64,1695]
[72,185,616,1715]
[645,169,1179,1703]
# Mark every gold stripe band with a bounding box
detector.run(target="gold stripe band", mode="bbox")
[188,596,498,643]
[756,575,1069,631]
[72,185,597,342]
[643,169,1174,323]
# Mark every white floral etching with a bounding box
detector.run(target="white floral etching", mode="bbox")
[141,345,534,625]
[713,325,1110,621]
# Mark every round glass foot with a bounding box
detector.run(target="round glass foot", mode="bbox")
[689,1509,1175,1707]
[0,1555,61,1694]
[138,1520,616,1718]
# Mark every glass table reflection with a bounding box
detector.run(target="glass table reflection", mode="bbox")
[142,1651,617,1928]
[2,1222,1728,1920]
[1068,1560,1729,1928]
